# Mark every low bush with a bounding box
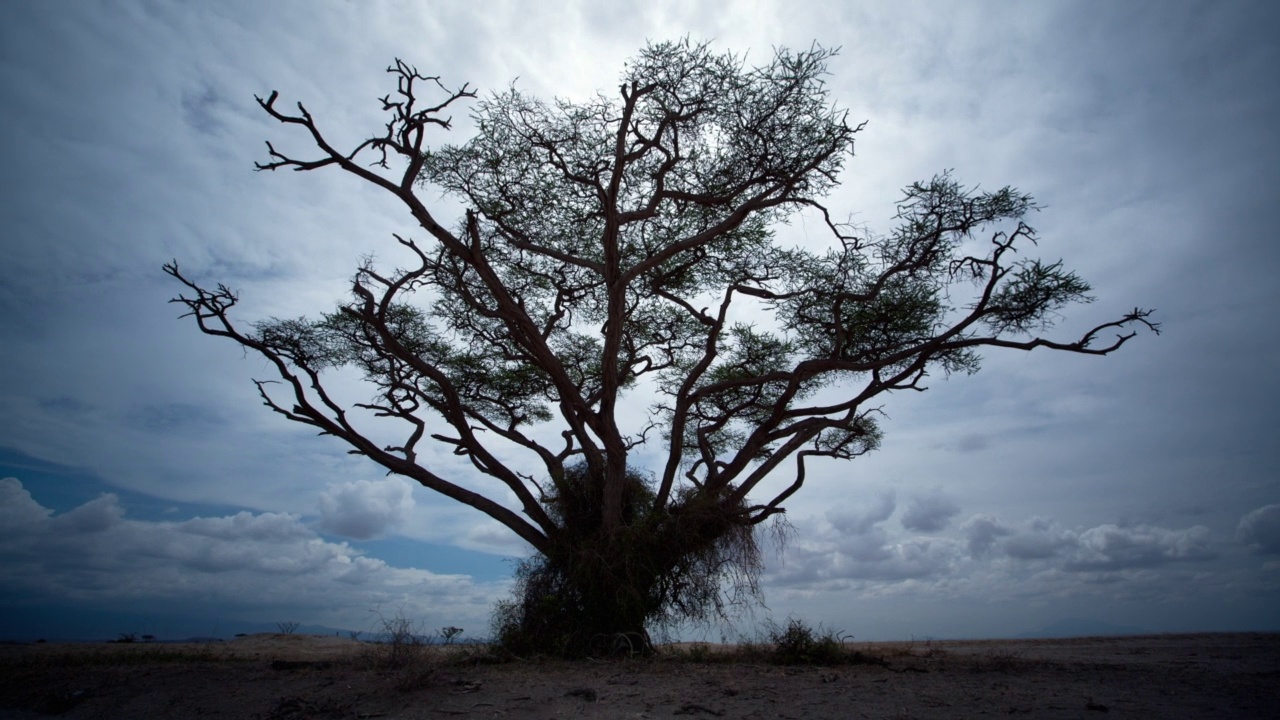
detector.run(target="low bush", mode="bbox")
[662,618,888,667]
[767,618,853,665]
[361,610,439,691]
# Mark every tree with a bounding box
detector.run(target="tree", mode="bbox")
[166,40,1157,655]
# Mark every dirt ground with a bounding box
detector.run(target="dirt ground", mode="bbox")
[1,632,1277,719]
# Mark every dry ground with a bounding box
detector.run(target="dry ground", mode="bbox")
[1,632,1276,719]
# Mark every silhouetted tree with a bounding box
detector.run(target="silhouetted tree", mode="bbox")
[167,40,1157,655]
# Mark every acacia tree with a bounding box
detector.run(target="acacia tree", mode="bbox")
[167,41,1156,654]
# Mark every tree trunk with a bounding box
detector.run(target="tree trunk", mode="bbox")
[494,531,662,656]
[493,482,762,657]
[600,455,629,534]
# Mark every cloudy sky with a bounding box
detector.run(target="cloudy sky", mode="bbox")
[2,0,1277,642]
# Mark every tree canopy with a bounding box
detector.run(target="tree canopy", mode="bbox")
[167,40,1157,653]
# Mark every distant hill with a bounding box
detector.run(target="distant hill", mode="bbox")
[1017,617,1150,639]
[0,602,369,644]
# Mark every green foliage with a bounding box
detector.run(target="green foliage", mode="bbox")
[985,260,1093,334]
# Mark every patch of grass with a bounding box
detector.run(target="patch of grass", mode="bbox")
[660,619,890,667]
[969,648,1033,672]
[767,618,853,665]
[869,637,950,660]
[1,644,242,671]
[668,642,717,663]
[360,609,439,691]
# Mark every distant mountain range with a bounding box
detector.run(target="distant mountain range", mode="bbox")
[0,603,401,644]
[1,600,1158,645]
[1016,617,1151,639]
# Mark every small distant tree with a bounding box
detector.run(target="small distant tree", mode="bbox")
[167,40,1156,655]
[440,626,463,645]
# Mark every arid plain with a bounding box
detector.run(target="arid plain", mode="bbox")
[2,632,1277,719]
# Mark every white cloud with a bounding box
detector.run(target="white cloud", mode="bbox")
[773,506,1224,614]
[0,479,502,631]
[1063,523,1214,571]
[0,477,51,532]
[182,511,314,543]
[51,493,125,534]
[960,513,1215,571]
[772,533,960,587]
[773,495,961,586]
[1236,504,1280,554]
[317,477,415,540]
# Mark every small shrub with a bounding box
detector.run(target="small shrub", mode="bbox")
[767,618,853,665]
[363,609,437,691]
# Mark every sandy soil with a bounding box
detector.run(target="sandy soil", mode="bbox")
[1,632,1276,718]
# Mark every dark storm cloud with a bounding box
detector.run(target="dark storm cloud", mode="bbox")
[958,513,1217,571]
[827,492,896,535]
[900,489,961,532]
[1062,524,1215,572]
[961,515,1012,558]
[1237,505,1280,554]
[127,403,226,434]
[771,494,962,585]
[771,534,960,586]
[1002,519,1073,561]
